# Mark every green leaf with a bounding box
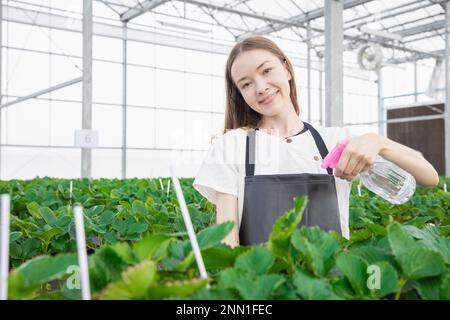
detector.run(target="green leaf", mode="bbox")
[104,231,118,244]
[99,210,115,225]
[236,274,286,300]
[387,223,418,257]
[439,273,450,300]
[268,196,307,258]
[132,200,148,215]
[111,242,136,265]
[13,254,77,289]
[187,222,234,251]
[201,245,247,270]
[39,207,58,226]
[10,231,23,242]
[350,245,395,266]
[367,261,399,298]
[133,234,173,262]
[397,247,446,280]
[235,247,275,276]
[30,227,65,244]
[146,278,209,299]
[26,202,42,220]
[293,268,342,300]
[127,223,148,235]
[89,246,128,292]
[416,276,441,300]
[112,218,127,235]
[100,260,157,299]
[291,227,339,277]
[85,205,104,217]
[336,253,369,297]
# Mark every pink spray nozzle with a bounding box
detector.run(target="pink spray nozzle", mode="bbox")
[321,138,351,169]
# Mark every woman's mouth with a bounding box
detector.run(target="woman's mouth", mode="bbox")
[259,91,278,105]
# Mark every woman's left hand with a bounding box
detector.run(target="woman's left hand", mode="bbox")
[334,133,384,182]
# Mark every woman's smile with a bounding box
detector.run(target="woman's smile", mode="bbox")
[259,90,279,105]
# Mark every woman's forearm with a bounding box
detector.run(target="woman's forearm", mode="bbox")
[378,135,439,187]
[216,192,240,247]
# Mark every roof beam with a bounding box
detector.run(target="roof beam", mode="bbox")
[399,19,445,37]
[120,0,169,22]
[235,0,373,40]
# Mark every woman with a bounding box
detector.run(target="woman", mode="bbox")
[193,36,439,247]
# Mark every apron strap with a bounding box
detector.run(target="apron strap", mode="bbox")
[303,122,333,175]
[245,122,333,176]
[245,130,256,176]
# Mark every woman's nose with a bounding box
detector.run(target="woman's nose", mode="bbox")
[255,79,269,95]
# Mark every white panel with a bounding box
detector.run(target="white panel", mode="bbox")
[155,44,185,70]
[4,22,51,52]
[126,107,155,148]
[127,149,206,179]
[1,147,81,180]
[93,35,123,62]
[211,76,225,113]
[127,40,155,66]
[92,104,122,147]
[155,69,185,108]
[49,28,82,57]
[154,109,184,149]
[127,65,155,106]
[184,112,212,150]
[212,53,227,76]
[92,60,122,104]
[50,54,82,87]
[4,99,50,145]
[4,50,50,97]
[185,48,213,74]
[212,113,224,136]
[50,101,82,146]
[185,73,212,111]
[92,149,121,179]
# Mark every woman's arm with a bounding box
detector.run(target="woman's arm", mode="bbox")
[216,192,240,247]
[335,133,439,187]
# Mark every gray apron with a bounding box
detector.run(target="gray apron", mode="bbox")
[239,122,342,245]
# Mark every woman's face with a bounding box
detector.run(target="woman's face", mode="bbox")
[230,49,292,118]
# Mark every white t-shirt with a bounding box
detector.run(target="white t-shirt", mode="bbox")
[193,125,354,239]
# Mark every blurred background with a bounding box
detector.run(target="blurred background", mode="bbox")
[0,0,448,179]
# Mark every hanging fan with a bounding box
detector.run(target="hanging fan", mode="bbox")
[357,44,383,71]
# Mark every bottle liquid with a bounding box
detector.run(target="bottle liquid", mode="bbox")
[321,138,416,204]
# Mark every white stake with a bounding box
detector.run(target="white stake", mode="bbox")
[170,166,208,281]
[357,180,362,197]
[444,183,447,193]
[0,194,11,300]
[73,206,91,300]
[167,179,171,196]
[69,180,73,200]
[159,178,164,192]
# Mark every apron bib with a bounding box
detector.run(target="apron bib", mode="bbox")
[239,122,342,245]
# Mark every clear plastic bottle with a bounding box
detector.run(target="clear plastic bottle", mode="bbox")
[358,156,416,204]
[321,139,416,205]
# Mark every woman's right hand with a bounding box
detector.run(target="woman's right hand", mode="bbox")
[216,192,240,247]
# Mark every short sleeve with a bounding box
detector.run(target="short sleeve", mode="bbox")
[193,135,239,204]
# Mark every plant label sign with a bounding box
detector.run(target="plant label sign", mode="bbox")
[74,130,99,148]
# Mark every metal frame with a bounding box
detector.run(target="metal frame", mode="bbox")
[445,1,450,176]
[325,0,343,127]
[82,0,93,178]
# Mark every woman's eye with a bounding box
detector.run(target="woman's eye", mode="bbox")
[263,68,272,74]
[242,83,250,89]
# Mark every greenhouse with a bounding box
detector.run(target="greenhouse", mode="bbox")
[0,0,448,304]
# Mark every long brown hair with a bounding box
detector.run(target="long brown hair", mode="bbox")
[224,36,300,132]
